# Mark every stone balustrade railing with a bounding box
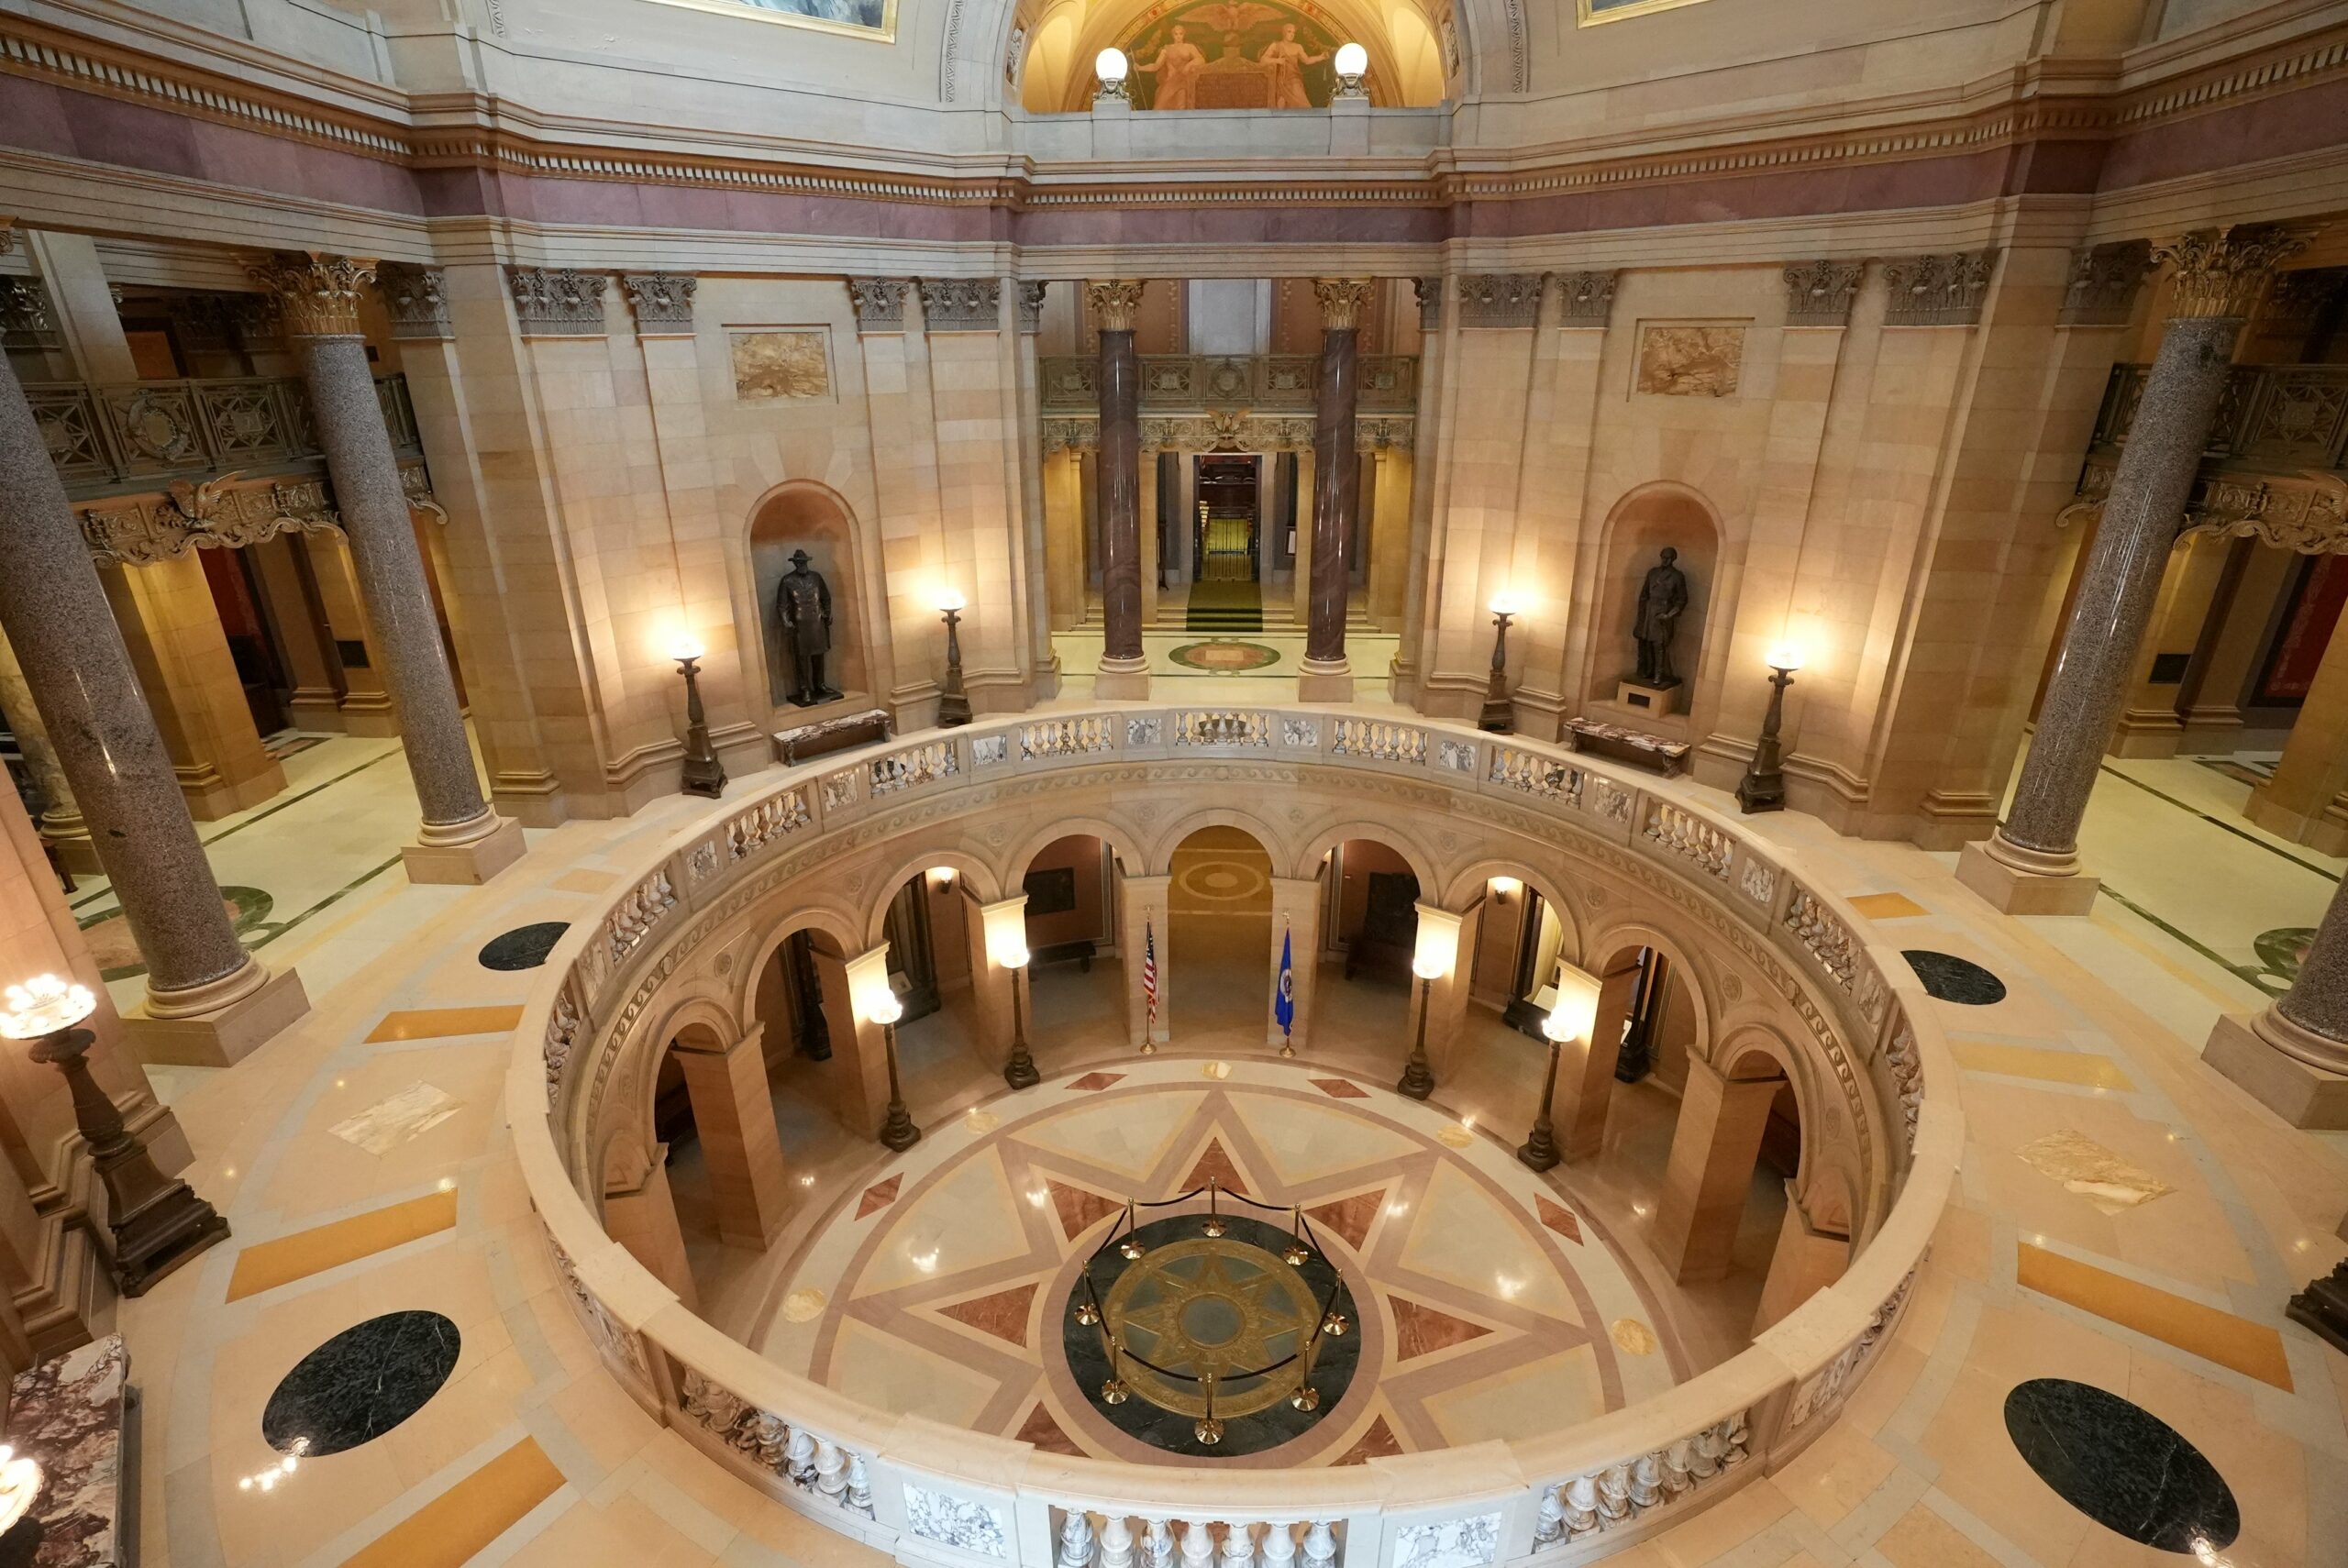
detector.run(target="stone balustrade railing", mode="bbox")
[507,705,1959,1568]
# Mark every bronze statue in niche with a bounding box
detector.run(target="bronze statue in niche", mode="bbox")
[1634,547,1689,688]
[775,548,843,706]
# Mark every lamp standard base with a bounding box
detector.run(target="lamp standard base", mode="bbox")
[1735,769,1786,813]
[1516,1123,1559,1172]
[681,748,727,799]
[878,1108,922,1152]
[1004,1055,1039,1090]
[1396,1056,1434,1100]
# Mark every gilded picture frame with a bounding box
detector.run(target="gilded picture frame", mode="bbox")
[1577,0,1711,25]
[636,0,898,44]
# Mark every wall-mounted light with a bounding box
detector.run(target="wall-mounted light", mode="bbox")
[1333,41,1369,98]
[1490,876,1521,900]
[1094,48,1130,100]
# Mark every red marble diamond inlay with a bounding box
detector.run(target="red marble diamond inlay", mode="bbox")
[1304,1191,1385,1253]
[1334,1414,1404,1465]
[1048,1179,1123,1242]
[1309,1077,1368,1099]
[1068,1072,1125,1092]
[1388,1295,1493,1360]
[937,1282,1036,1348]
[856,1174,903,1220]
[1184,1139,1246,1196]
[1537,1196,1583,1245]
[1016,1401,1085,1456]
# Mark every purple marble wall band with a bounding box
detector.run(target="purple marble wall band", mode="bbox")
[1306,325,1359,667]
[0,357,253,996]
[294,333,491,831]
[1994,313,2243,863]
[1095,322,1144,666]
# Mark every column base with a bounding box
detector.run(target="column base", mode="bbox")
[41,830,103,878]
[1296,657,1355,704]
[403,813,526,885]
[1095,654,1151,701]
[1955,837,2100,916]
[2203,1009,2348,1129]
[126,963,310,1067]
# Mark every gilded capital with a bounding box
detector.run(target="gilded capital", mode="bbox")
[1311,278,1376,332]
[2154,224,2314,322]
[1087,279,1148,334]
[246,250,378,337]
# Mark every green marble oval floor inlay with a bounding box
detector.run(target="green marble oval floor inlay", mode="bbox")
[81,886,273,980]
[1168,639,1280,672]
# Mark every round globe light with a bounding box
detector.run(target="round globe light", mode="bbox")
[1334,41,1369,79]
[1095,47,1130,83]
[0,974,95,1041]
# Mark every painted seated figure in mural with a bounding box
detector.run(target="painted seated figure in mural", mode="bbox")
[1136,24,1209,109]
[1257,21,1329,107]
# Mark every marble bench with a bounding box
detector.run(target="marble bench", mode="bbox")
[4,1334,129,1568]
[1565,716,1692,777]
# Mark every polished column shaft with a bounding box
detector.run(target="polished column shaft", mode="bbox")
[251,253,492,838]
[1091,282,1147,674]
[0,356,257,1004]
[1992,226,2305,871]
[2276,878,2348,1063]
[1305,280,1371,667]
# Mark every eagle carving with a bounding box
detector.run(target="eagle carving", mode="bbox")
[163,470,246,531]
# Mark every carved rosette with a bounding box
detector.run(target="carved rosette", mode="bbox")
[1087,279,1148,334]
[379,263,451,340]
[246,251,378,339]
[1881,249,1997,326]
[622,271,697,333]
[1555,271,1619,326]
[1311,277,1376,333]
[2155,224,2314,322]
[1782,259,1864,327]
[847,277,912,333]
[1456,273,1544,328]
[1014,280,1049,334]
[2057,240,2152,327]
[916,278,1002,332]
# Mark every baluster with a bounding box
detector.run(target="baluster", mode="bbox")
[1660,1439,1695,1499]
[1145,1519,1176,1568]
[1059,1510,1098,1568]
[786,1426,816,1486]
[846,1453,873,1515]
[1718,1411,1751,1466]
[814,1438,847,1502]
[1594,1463,1632,1525]
[1218,1522,1256,1568]
[1627,1453,1661,1510]
[1101,1516,1135,1568]
[1259,1520,1295,1568]
[1560,1475,1599,1537]
[1532,1489,1564,1547]
[1301,1520,1336,1568]
[1689,1425,1723,1480]
[1180,1519,1215,1568]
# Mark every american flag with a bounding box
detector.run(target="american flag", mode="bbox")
[1142,920,1159,1027]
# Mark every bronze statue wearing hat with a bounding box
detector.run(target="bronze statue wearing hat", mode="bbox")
[775,548,842,706]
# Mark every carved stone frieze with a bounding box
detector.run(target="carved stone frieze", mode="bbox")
[1881,249,1997,326]
[917,278,1001,332]
[507,267,608,335]
[1555,271,1619,326]
[1456,273,1544,329]
[1050,413,1409,454]
[2057,240,2151,327]
[71,460,443,566]
[622,271,696,333]
[380,263,451,339]
[247,250,377,338]
[2067,458,2348,553]
[1782,259,1864,327]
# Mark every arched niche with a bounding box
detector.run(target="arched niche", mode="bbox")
[1018,0,1452,112]
[748,481,872,714]
[1586,483,1723,736]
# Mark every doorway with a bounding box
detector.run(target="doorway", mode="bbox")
[199,548,291,738]
[1187,457,1264,633]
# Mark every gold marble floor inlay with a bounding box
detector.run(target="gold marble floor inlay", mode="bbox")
[1950,1042,2135,1092]
[225,1188,460,1302]
[2016,1243,2292,1391]
[1848,892,1928,920]
[364,1005,526,1043]
[338,1436,564,1568]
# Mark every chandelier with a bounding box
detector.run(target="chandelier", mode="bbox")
[1069,1181,1354,1448]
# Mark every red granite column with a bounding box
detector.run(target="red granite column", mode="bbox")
[1301,279,1372,702]
[1091,281,1150,700]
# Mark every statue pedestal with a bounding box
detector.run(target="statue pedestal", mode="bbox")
[1615,679,1680,719]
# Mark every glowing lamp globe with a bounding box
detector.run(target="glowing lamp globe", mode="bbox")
[1095,48,1130,84]
[1543,967,1603,1046]
[1766,641,1806,673]
[0,975,95,1042]
[1334,42,1368,78]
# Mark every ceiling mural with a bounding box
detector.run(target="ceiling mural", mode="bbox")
[1578,0,1711,24]
[1118,2,1350,110]
[639,0,897,41]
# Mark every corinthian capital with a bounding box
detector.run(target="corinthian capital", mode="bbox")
[2155,224,2315,322]
[1087,279,1148,334]
[1311,278,1376,332]
[246,250,378,338]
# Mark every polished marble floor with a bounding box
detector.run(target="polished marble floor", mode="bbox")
[95,710,2348,1568]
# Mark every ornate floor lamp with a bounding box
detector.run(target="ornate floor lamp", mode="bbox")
[1519,967,1601,1172]
[668,636,727,800]
[1736,643,1804,814]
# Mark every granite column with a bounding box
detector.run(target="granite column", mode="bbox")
[1300,279,1371,701]
[1958,225,2308,915]
[0,630,96,874]
[2207,867,2348,1128]
[0,332,305,1064]
[249,253,523,884]
[1091,281,1150,700]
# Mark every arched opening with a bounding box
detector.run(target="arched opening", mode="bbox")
[1584,485,1723,740]
[1018,833,1126,1050]
[877,866,992,1109]
[749,924,867,1150]
[748,481,873,726]
[1645,1041,1800,1361]
[1312,835,1426,1061]
[1168,824,1275,1043]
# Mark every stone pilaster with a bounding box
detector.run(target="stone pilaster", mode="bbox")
[0,345,305,1064]
[251,251,524,884]
[1959,225,2309,914]
[1091,281,1149,700]
[2206,872,2348,1127]
[1299,278,1372,701]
